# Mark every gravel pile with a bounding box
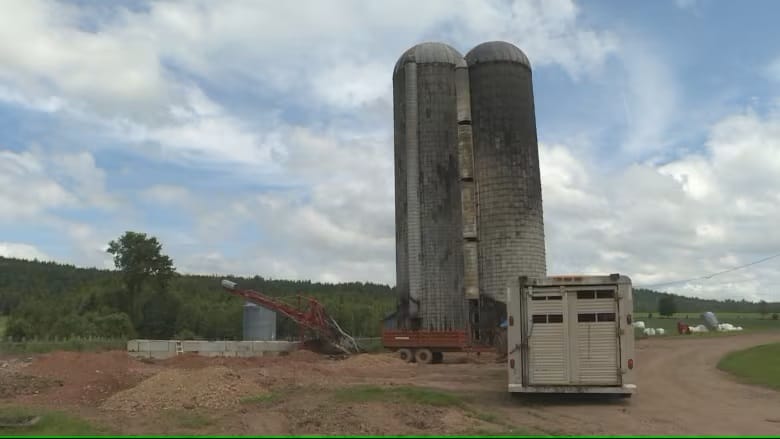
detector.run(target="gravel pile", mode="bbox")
[101,366,267,412]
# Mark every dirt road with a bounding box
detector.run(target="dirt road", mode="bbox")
[3,332,779,435]
[458,332,780,435]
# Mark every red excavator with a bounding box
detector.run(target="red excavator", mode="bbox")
[221,279,361,355]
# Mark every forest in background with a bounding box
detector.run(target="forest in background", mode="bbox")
[1,231,778,342]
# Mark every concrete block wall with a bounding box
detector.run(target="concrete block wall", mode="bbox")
[127,339,299,360]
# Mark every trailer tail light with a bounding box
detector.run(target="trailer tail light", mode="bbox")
[510,359,515,369]
[627,314,632,325]
[509,316,514,326]
[628,359,634,370]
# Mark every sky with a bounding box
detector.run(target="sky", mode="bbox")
[1,0,780,301]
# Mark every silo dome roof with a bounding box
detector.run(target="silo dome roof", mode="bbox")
[393,42,466,75]
[465,41,531,69]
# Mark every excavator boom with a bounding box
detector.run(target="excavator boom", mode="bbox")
[221,279,360,354]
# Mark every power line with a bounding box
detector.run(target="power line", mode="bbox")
[638,251,780,289]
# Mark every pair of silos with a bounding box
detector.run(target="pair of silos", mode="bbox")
[393,41,546,332]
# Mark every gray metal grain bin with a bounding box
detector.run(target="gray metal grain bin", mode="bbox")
[243,301,276,341]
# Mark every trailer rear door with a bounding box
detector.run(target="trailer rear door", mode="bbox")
[572,288,620,385]
[525,286,620,386]
[527,290,568,384]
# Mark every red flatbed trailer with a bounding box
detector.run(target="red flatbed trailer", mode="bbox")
[381,329,494,363]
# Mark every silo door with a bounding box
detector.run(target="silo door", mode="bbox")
[527,290,569,385]
[570,288,620,385]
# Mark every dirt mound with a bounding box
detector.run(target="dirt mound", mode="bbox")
[102,366,267,412]
[18,351,150,405]
[0,372,59,398]
[25,351,142,379]
[159,350,323,370]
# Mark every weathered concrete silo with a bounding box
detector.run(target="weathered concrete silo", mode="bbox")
[465,41,547,305]
[393,42,468,330]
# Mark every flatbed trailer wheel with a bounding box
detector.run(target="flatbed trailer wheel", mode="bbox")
[432,352,443,364]
[415,348,433,364]
[398,348,414,363]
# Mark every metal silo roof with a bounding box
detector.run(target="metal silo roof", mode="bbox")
[465,41,531,69]
[393,42,467,76]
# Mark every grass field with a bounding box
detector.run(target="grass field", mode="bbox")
[0,316,6,338]
[0,406,101,436]
[0,338,126,354]
[718,343,780,390]
[633,312,780,338]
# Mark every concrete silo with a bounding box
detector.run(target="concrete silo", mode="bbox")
[393,42,470,331]
[465,41,547,325]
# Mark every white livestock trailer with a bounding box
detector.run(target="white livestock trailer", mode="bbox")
[506,274,636,396]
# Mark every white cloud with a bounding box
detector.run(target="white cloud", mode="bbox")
[0,0,618,168]
[675,0,698,10]
[0,0,168,121]
[541,110,780,301]
[0,149,77,220]
[0,148,114,221]
[618,44,681,156]
[143,185,193,205]
[767,58,780,82]
[0,242,50,261]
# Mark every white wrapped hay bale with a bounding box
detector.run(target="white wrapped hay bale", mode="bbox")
[633,321,646,329]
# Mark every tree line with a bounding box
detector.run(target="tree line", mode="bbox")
[1,232,395,342]
[2,231,778,342]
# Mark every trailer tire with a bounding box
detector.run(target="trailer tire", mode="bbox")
[415,348,433,364]
[398,348,414,363]
[432,352,443,364]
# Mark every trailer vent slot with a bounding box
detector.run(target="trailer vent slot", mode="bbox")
[596,290,615,299]
[532,314,564,324]
[597,313,616,322]
[577,313,597,322]
[577,291,596,299]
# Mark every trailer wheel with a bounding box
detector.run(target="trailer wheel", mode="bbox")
[398,348,414,363]
[432,352,443,364]
[415,348,433,364]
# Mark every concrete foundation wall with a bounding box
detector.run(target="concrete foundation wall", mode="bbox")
[127,339,298,360]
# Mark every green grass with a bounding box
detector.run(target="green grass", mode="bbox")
[169,410,215,429]
[468,411,501,424]
[354,337,385,353]
[240,392,283,405]
[0,406,100,436]
[334,385,464,407]
[718,342,780,390]
[0,316,7,338]
[0,338,126,354]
